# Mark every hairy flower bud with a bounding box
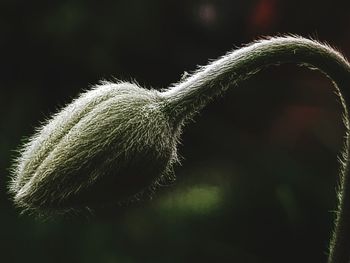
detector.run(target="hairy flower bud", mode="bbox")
[10,82,180,214]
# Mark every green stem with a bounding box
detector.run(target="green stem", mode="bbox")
[161,35,350,263]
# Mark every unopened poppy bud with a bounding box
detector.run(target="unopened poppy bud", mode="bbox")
[10,82,180,214]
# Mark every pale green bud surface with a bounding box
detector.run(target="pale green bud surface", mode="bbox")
[9,82,180,214]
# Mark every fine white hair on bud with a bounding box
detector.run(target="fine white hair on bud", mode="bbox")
[10,81,181,214]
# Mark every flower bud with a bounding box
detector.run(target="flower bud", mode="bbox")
[10,82,180,214]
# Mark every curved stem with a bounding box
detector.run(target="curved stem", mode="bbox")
[161,36,350,263]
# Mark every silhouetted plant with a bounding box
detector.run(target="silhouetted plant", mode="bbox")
[9,36,350,263]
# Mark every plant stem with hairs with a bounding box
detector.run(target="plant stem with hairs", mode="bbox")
[161,36,350,263]
[9,36,350,263]
[162,36,350,263]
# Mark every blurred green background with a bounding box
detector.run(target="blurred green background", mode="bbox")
[1,0,350,262]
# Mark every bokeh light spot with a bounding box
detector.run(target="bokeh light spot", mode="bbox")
[158,185,222,215]
[197,3,218,27]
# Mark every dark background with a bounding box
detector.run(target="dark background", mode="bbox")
[1,0,350,262]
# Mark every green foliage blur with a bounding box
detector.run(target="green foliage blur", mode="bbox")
[1,0,350,262]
